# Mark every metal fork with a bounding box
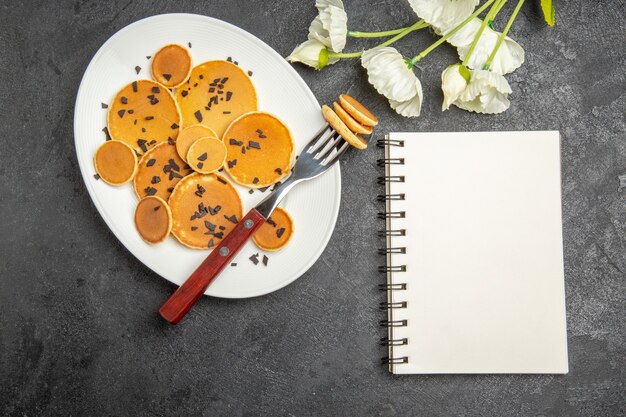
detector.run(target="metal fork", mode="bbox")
[160,125,349,324]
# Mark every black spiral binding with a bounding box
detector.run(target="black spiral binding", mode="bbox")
[377,137,409,368]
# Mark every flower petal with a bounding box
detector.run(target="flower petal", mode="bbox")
[361,47,419,102]
[441,64,468,111]
[440,18,525,75]
[287,39,338,70]
[454,70,511,114]
[316,0,348,52]
[408,0,479,32]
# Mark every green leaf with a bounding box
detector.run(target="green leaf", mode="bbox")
[540,0,555,26]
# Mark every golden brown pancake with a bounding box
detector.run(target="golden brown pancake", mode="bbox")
[321,105,367,150]
[134,196,172,244]
[169,173,243,249]
[93,140,137,185]
[338,94,379,127]
[133,142,192,200]
[222,112,294,188]
[175,60,257,137]
[333,101,373,135]
[187,137,227,174]
[252,207,293,251]
[107,80,181,154]
[151,44,192,88]
[176,124,218,163]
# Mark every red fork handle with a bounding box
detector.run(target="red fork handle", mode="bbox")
[159,208,266,324]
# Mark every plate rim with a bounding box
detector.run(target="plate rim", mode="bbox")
[73,12,341,299]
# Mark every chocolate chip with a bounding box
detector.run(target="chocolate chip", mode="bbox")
[248,189,254,194]
[194,110,203,123]
[146,159,156,167]
[249,141,260,149]
[135,65,141,74]
[258,186,270,192]
[208,205,221,215]
[137,139,147,153]
[227,56,232,62]
[217,177,227,185]
[168,159,180,172]
[132,81,138,92]
[274,168,282,175]
[167,137,175,145]
[128,109,134,114]
[227,160,237,168]
[162,73,172,81]
[102,126,112,141]
[252,177,259,184]
[181,90,188,97]
[267,218,277,227]
[171,123,179,130]
[101,102,108,109]
[141,128,146,133]
[276,228,286,238]
[197,162,204,169]
[93,173,100,180]
[167,187,174,192]
[117,109,125,118]
[208,239,214,248]
[145,116,154,120]
[188,42,192,48]
[153,206,160,211]
[146,55,151,59]
[230,262,237,267]
[191,226,198,231]
[152,86,160,94]
[219,225,225,230]
[224,214,238,224]
[229,139,243,146]
[144,186,157,196]
[223,111,231,114]
[197,153,207,161]
[262,255,268,266]
[204,220,216,232]
[151,176,160,184]
[249,254,259,265]
[225,91,232,101]
[121,96,128,104]
[248,70,253,76]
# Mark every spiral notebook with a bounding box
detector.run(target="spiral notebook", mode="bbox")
[379,131,568,374]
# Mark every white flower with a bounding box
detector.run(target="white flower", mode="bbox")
[312,0,348,52]
[408,0,479,32]
[441,64,470,111]
[287,39,338,70]
[361,47,423,117]
[453,69,512,114]
[439,18,524,75]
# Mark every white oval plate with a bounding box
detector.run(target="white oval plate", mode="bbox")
[74,14,341,298]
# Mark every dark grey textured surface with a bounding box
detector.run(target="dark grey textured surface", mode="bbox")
[1,0,625,416]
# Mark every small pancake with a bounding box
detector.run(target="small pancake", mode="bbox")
[222,111,294,188]
[176,124,218,163]
[321,105,367,150]
[252,207,293,251]
[134,142,193,200]
[338,94,378,127]
[94,140,137,185]
[169,173,243,249]
[134,196,172,244]
[151,44,192,88]
[187,137,227,174]
[107,80,181,154]
[333,102,373,134]
[175,60,257,137]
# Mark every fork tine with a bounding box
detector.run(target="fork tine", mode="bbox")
[323,140,349,166]
[306,125,334,153]
[315,133,343,161]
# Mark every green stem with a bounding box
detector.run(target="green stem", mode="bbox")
[348,27,411,38]
[329,20,427,59]
[410,0,497,64]
[484,0,525,69]
[462,0,505,66]
[491,0,509,22]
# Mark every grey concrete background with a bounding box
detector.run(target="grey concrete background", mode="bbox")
[1,0,625,416]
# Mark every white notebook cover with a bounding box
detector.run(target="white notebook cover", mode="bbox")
[384,131,568,374]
